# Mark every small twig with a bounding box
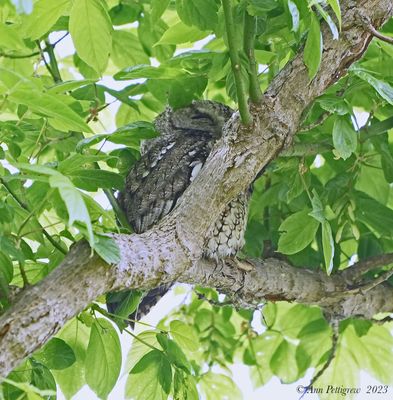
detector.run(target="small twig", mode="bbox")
[305,321,339,390]
[300,111,331,131]
[367,24,393,44]
[0,51,40,59]
[243,12,262,103]
[196,292,233,307]
[92,304,167,331]
[222,0,252,124]
[370,316,393,325]
[345,268,393,295]
[52,32,69,47]
[0,33,68,60]
[340,252,393,284]
[123,328,162,352]
[18,262,29,288]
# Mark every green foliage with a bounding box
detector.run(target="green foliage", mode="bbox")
[0,0,393,398]
[85,319,122,399]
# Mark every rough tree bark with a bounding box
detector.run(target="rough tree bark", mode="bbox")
[1,0,393,377]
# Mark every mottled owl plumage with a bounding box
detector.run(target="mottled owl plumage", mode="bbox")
[115,100,250,322]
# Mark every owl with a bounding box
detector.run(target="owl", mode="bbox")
[109,100,251,325]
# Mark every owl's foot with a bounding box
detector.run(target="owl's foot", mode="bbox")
[226,257,254,272]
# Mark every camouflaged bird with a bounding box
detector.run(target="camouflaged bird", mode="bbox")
[110,100,250,324]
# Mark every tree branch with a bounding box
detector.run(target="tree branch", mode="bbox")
[1,237,393,376]
[0,0,392,377]
[367,24,393,44]
[340,253,393,284]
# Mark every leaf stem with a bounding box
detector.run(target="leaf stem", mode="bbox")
[103,188,132,231]
[0,51,40,59]
[44,40,62,83]
[243,12,262,103]
[221,0,252,125]
[35,40,56,81]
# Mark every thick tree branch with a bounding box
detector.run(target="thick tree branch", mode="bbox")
[1,238,393,376]
[0,0,392,377]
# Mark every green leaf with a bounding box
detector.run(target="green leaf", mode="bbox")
[200,372,242,400]
[9,87,91,133]
[92,234,121,265]
[69,0,112,74]
[126,350,171,400]
[109,2,141,25]
[173,371,198,400]
[270,339,300,383]
[48,174,94,245]
[168,77,208,109]
[85,319,122,399]
[47,79,97,94]
[0,23,26,50]
[348,325,393,383]
[68,169,124,191]
[327,0,341,30]
[125,331,159,372]
[176,0,219,31]
[287,0,300,32]
[278,304,323,338]
[151,0,171,23]
[372,135,393,183]
[115,64,187,80]
[318,335,358,399]
[314,3,338,40]
[34,338,76,370]
[0,251,13,298]
[355,191,393,237]
[309,190,325,223]
[170,320,199,352]
[304,13,322,79]
[157,334,191,374]
[1,377,56,400]
[106,289,143,329]
[353,69,393,105]
[298,318,332,366]
[158,21,208,45]
[53,319,91,399]
[111,30,149,69]
[247,0,278,15]
[76,121,157,151]
[249,331,283,387]
[332,116,357,160]
[30,359,57,400]
[278,209,320,255]
[11,0,33,14]
[23,0,71,40]
[322,221,335,274]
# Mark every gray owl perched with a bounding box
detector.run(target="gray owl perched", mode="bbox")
[110,100,250,324]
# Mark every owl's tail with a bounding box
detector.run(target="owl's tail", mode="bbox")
[106,285,171,329]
